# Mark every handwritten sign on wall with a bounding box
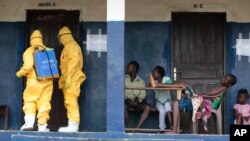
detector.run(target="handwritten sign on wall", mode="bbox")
[234,33,250,62]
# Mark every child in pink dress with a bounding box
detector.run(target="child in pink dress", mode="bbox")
[233,89,250,125]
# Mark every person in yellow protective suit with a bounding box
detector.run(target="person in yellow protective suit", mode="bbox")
[57,26,86,132]
[16,30,53,132]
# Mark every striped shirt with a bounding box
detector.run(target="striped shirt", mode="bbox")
[125,75,146,102]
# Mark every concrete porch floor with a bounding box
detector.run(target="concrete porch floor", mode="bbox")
[0,131,229,141]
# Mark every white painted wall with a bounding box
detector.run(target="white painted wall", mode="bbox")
[0,0,106,21]
[1,0,250,22]
[126,0,250,22]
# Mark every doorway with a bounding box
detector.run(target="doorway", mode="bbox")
[172,12,226,133]
[26,10,80,131]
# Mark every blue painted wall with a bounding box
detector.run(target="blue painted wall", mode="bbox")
[80,22,107,132]
[125,22,171,109]
[0,22,25,130]
[225,22,250,133]
[1,21,250,134]
[125,22,171,80]
[106,21,125,132]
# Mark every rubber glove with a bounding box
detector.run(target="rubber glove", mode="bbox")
[46,47,53,50]
[16,71,22,78]
[65,74,72,88]
[58,78,63,89]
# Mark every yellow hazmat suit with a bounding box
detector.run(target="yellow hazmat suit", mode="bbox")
[16,30,53,132]
[58,26,86,132]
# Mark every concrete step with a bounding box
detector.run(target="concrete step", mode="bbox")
[12,134,203,141]
[0,130,229,141]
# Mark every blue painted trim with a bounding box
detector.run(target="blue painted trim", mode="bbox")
[106,21,125,132]
[0,131,229,141]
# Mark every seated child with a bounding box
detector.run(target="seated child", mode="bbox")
[233,89,250,125]
[150,70,186,134]
[150,73,237,132]
[151,66,173,130]
[193,74,237,131]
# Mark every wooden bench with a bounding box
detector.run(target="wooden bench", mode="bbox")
[128,107,157,112]
[127,107,183,133]
[125,87,182,133]
[0,105,8,130]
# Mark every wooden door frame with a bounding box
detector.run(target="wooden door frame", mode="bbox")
[170,12,227,133]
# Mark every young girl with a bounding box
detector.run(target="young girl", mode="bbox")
[151,66,173,130]
[233,89,250,125]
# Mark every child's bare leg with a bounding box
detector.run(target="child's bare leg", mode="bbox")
[135,104,150,128]
[166,101,179,134]
[200,105,208,132]
[202,117,208,132]
[125,105,131,128]
[167,112,172,129]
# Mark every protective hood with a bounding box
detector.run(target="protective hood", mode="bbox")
[58,26,74,46]
[30,30,44,47]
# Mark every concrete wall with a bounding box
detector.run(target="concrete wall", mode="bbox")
[0,22,25,129]
[0,0,250,133]
[226,23,250,133]
[1,0,250,22]
[0,0,250,22]
[80,22,107,131]
[126,0,250,22]
[0,0,106,21]
[0,131,229,141]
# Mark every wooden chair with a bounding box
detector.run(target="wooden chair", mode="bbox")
[211,100,223,134]
[0,105,8,130]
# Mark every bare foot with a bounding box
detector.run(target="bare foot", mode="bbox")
[150,73,156,88]
[131,128,138,133]
[203,126,208,132]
